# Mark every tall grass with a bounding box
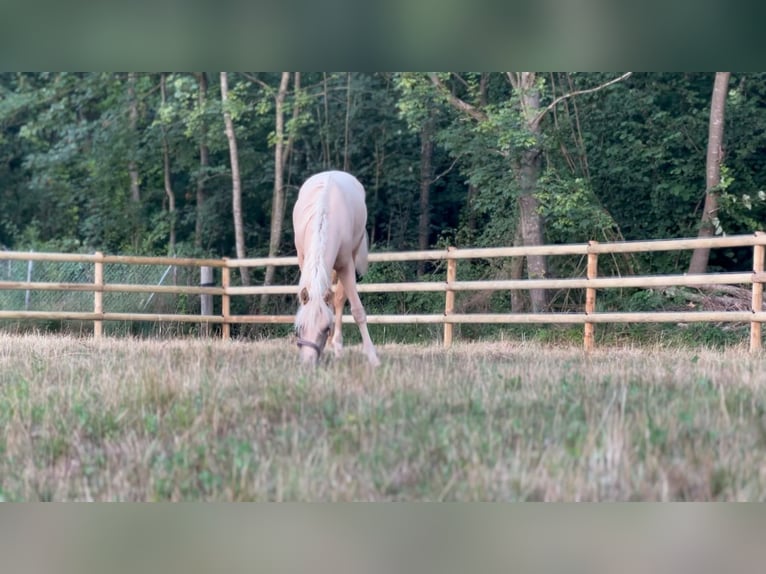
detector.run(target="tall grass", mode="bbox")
[0,334,764,501]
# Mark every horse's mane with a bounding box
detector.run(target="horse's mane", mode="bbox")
[295,173,333,332]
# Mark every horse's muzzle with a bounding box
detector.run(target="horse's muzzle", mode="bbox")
[296,338,323,362]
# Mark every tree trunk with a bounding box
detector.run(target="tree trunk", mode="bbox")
[262,72,291,307]
[517,72,549,312]
[284,72,301,168]
[370,139,385,246]
[510,221,525,312]
[195,72,209,250]
[322,72,331,168]
[417,115,434,278]
[126,72,142,253]
[160,73,176,256]
[343,72,352,171]
[688,72,731,274]
[127,72,140,204]
[220,72,250,286]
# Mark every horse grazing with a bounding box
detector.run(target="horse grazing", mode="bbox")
[292,171,380,367]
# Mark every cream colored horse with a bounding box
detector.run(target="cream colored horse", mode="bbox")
[292,171,379,366]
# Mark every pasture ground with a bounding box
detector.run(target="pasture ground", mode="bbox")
[0,334,765,501]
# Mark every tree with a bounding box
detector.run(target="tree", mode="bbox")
[261,72,297,306]
[194,72,209,250]
[124,72,146,253]
[512,72,549,312]
[220,72,250,285]
[127,72,140,204]
[159,73,177,255]
[417,113,434,277]
[426,72,550,311]
[265,73,290,292]
[688,72,731,274]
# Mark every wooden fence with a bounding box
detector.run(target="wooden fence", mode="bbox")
[1,232,765,351]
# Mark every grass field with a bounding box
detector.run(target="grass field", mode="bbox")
[1,333,765,501]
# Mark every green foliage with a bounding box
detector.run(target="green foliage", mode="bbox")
[624,289,666,312]
[537,170,618,244]
[0,72,729,257]
[717,175,766,237]
[715,74,766,236]
[573,73,710,244]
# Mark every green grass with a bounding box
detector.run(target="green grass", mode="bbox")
[0,334,765,501]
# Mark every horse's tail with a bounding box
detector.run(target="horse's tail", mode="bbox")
[354,231,370,276]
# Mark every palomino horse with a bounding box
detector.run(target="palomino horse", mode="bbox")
[292,171,380,366]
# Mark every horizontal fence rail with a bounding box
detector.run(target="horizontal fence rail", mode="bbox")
[1,232,765,351]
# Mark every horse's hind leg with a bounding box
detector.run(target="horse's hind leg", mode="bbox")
[331,274,346,358]
[338,267,379,367]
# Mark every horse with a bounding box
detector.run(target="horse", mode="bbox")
[292,170,380,367]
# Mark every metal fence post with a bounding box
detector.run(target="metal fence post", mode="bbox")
[200,266,214,337]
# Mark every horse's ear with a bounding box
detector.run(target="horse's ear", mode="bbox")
[300,287,309,305]
[324,289,333,305]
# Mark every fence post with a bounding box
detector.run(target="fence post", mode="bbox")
[200,266,214,337]
[221,260,231,340]
[24,251,33,311]
[444,246,457,347]
[584,241,599,352]
[751,232,765,353]
[94,251,104,339]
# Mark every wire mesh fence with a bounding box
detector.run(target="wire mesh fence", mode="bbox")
[0,256,204,335]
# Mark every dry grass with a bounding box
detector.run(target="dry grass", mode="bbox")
[1,334,765,501]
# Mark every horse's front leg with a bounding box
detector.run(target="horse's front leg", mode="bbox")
[338,267,379,367]
[331,276,346,358]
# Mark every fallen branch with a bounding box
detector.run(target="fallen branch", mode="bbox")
[657,284,758,312]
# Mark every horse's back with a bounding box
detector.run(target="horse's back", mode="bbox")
[293,170,369,274]
[296,170,366,228]
[299,170,365,204]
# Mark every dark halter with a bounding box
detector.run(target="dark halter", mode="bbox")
[296,337,323,358]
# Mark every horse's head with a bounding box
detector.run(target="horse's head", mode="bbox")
[295,286,334,365]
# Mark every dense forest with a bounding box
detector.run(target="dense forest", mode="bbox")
[1,72,765,320]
